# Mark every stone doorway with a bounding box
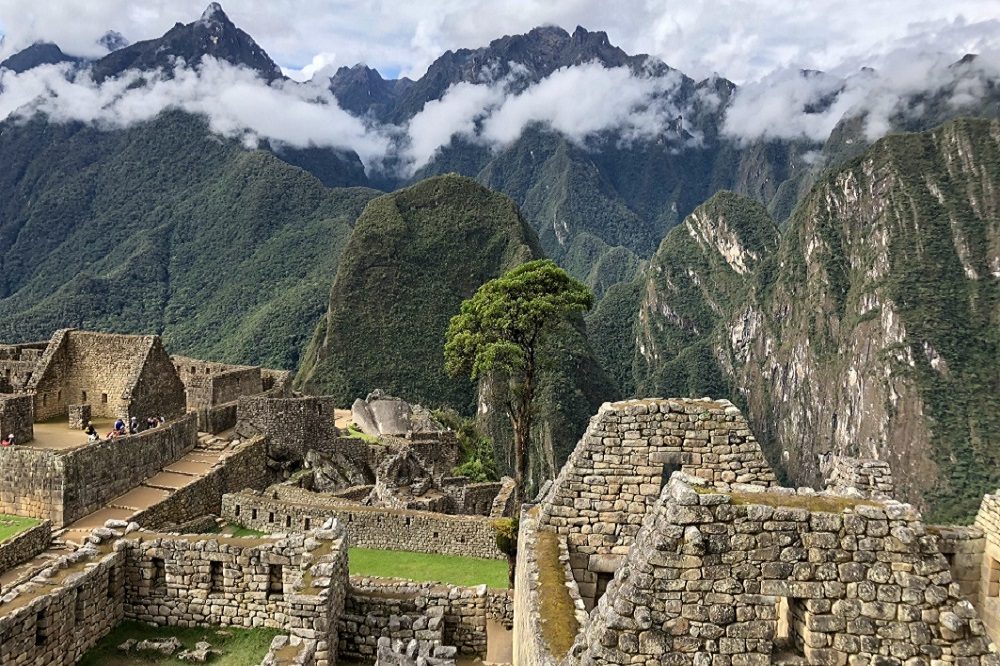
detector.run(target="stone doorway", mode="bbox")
[772,596,808,664]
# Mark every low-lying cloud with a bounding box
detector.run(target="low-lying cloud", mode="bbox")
[0,58,393,166]
[1,42,999,176]
[722,31,1000,144]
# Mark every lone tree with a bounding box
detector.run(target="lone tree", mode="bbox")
[444,259,593,508]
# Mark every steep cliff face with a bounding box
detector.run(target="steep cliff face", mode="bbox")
[633,192,779,399]
[626,119,999,521]
[734,118,1000,520]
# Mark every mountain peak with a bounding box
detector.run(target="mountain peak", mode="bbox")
[200,2,228,24]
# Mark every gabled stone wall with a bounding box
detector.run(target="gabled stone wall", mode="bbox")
[572,476,995,664]
[0,341,46,392]
[29,330,185,422]
[0,519,50,579]
[172,355,263,409]
[237,396,338,461]
[539,397,778,607]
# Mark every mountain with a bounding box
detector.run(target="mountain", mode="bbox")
[90,2,282,82]
[623,118,1000,521]
[296,174,615,480]
[0,42,80,73]
[0,110,377,368]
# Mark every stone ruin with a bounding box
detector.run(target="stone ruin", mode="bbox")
[5,334,1000,665]
[514,397,1000,665]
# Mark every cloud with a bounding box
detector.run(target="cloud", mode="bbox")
[1,1,999,84]
[0,58,392,167]
[722,35,1000,144]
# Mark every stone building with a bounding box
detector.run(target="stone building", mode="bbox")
[29,329,186,422]
[514,398,1000,665]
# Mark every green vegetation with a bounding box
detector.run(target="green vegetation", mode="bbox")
[0,111,377,369]
[435,408,498,482]
[344,426,379,444]
[0,514,39,542]
[535,530,579,659]
[226,525,266,538]
[79,621,281,666]
[727,492,875,513]
[445,259,594,507]
[347,547,509,589]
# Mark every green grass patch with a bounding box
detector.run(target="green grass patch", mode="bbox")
[344,426,379,444]
[226,524,267,538]
[78,620,281,666]
[0,514,40,543]
[535,530,579,660]
[728,492,876,513]
[348,547,509,589]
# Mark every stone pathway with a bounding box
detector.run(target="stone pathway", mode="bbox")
[0,432,236,590]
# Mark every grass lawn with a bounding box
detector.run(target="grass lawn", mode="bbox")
[344,426,379,444]
[349,547,509,589]
[0,514,39,542]
[226,524,267,537]
[79,621,281,666]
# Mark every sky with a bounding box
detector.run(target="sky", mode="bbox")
[0,0,999,84]
[0,1,998,176]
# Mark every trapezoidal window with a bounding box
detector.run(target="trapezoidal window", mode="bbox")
[661,462,683,489]
[35,610,48,646]
[989,558,1000,597]
[267,564,284,599]
[209,561,224,593]
[81,390,87,402]
[152,558,166,591]
[101,392,108,404]
[595,572,614,604]
[773,596,807,659]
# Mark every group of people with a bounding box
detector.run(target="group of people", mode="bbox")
[83,414,166,442]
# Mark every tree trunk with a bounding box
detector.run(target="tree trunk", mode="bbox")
[510,363,534,511]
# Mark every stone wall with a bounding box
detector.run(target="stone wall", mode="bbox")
[0,519,50,579]
[172,355,263,409]
[197,402,239,434]
[122,528,348,665]
[824,455,897,498]
[511,509,583,666]
[60,413,198,526]
[974,492,1000,643]
[0,545,125,665]
[222,488,505,560]
[30,330,185,422]
[130,436,273,530]
[0,341,47,392]
[931,524,986,610]
[0,393,33,444]
[237,396,339,461]
[0,446,64,523]
[342,577,509,659]
[539,397,778,607]
[571,476,994,664]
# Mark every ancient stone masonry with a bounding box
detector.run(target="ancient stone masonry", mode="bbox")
[0,520,50,579]
[0,341,47,393]
[823,455,897,499]
[0,539,125,666]
[60,413,198,526]
[571,475,996,664]
[29,329,186,422]
[931,525,986,613]
[0,394,33,444]
[539,397,778,608]
[974,493,1000,642]
[223,488,505,560]
[172,356,264,409]
[343,576,512,659]
[0,446,65,523]
[237,395,339,461]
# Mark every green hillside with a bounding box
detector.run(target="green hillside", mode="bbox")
[0,111,378,368]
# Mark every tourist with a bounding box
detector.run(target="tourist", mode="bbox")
[158,415,166,426]
[130,416,139,434]
[114,417,125,433]
[1,433,11,447]
[84,422,99,442]
[146,416,158,429]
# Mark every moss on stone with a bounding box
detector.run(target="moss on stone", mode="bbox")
[535,530,579,660]
[729,492,876,513]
